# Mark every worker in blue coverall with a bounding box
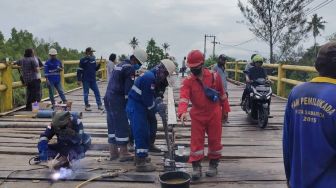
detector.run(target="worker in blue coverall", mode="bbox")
[283,41,336,188]
[37,111,91,169]
[127,59,176,172]
[44,48,67,107]
[104,48,148,162]
[77,47,103,111]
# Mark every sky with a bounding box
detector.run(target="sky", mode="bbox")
[1,0,335,65]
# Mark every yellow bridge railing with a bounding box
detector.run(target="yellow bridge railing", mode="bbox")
[0,59,107,113]
[225,62,317,98]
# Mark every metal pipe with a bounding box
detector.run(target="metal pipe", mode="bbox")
[36,110,83,119]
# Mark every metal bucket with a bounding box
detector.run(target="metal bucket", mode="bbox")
[159,171,191,188]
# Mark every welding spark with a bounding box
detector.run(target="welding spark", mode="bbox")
[52,172,61,180]
[51,168,73,181]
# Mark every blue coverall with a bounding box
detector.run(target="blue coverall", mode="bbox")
[37,115,91,161]
[77,55,102,107]
[44,58,67,104]
[104,60,135,145]
[127,69,158,158]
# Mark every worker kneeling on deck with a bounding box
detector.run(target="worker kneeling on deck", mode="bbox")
[37,111,91,168]
[177,50,230,180]
[127,59,176,172]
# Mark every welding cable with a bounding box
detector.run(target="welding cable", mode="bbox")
[74,171,119,188]
[0,167,48,186]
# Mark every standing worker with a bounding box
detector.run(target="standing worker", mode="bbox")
[127,59,176,172]
[213,54,229,122]
[104,49,147,162]
[107,53,117,81]
[15,48,42,111]
[177,50,230,180]
[44,48,67,107]
[181,56,187,77]
[77,47,103,111]
[283,42,336,188]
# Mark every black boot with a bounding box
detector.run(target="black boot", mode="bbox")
[191,160,202,180]
[205,159,219,177]
[135,157,156,172]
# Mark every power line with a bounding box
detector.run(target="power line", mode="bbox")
[233,37,257,47]
[305,0,334,15]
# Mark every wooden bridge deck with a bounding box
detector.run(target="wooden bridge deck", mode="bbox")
[0,76,287,188]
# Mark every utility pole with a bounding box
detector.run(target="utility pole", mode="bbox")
[204,35,207,58]
[204,34,216,59]
[212,36,216,58]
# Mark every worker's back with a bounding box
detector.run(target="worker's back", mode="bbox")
[283,78,336,188]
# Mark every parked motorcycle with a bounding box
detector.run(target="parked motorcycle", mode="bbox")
[242,78,272,128]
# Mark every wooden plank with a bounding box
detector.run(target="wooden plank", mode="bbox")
[167,86,177,125]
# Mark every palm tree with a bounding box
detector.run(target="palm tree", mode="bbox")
[307,14,326,56]
[129,37,139,50]
[162,42,170,54]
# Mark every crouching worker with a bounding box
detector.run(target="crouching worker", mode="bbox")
[127,59,176,172]
[178,50,230,180]
[37,111,91,169]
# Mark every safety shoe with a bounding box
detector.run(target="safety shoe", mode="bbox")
[98,105,104,111]
[191,161,202,180]
[119,145,134,162]
[149,144,161,153]
[205,159,219,177]
[85,105,92,111]
[109,144,119,160]
[135,157,156,172]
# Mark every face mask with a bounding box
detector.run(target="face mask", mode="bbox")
[133,64,140,70]
[190,67,202,76]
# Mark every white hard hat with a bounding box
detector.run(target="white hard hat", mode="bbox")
[133,48,147,64]
[49,48,57,55]
[161,59,176,75]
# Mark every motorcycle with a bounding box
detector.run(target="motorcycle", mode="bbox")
[242,78,272,128]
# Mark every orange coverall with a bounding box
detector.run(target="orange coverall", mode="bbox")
[177,69,230,162]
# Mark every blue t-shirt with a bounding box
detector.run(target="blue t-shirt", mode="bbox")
[44,58,62,83]
[283,77,336,188]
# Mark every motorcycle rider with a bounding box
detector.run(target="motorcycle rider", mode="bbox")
[241,54,267,108]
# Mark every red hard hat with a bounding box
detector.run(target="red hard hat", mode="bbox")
[187,50,204,68]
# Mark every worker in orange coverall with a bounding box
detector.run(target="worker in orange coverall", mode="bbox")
[178,50,230,180]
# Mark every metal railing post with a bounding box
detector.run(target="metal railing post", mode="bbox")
[234,62,239,81]
[277,64,286,97]
[0,62,13,112]
[60,61,65,89]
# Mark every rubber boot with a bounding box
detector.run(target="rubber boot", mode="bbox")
[205,159,219,177]
[109,144,119,160]
[135,157,156,172]
[191,160,202,180]
[119,145,134,162]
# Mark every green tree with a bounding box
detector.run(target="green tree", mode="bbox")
[146,38,164,69]
[129,36,139,50]
[238,0,308,63]
[162,42,170,56]
[328,33,336,42]
[307,14,326,56]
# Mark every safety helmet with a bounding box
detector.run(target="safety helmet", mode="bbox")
[252,54,263,63]
[187,50,204,68]
[49,48,58,55]
[161,59,176,75]
[133,48,148,64]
